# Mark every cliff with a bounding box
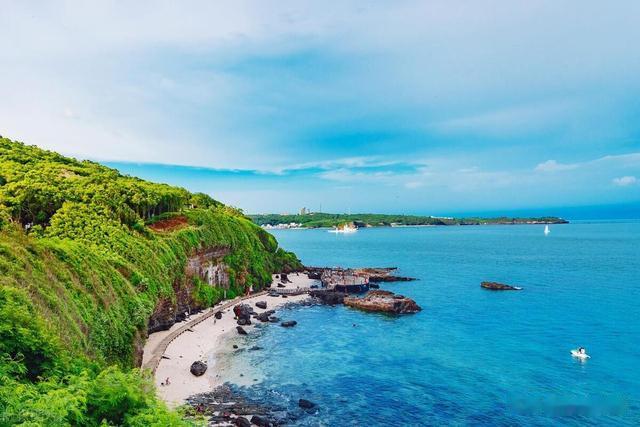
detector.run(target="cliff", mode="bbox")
[0,136,301,425]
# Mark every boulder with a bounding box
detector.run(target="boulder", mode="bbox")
[190,361,207,377]
[250,415,272,427]
[481,281,523,291]
[237,318,251,326]
[281,320,297,327]
[214,311,223,319]
[298,399,316,410]
[268,316,280,323]
[233,304,253,322]
[256,310,275,322]
[233,417,251,427]
[236,326,248,335]
[343,290,421,314]
[280,273,291,283]
[277,283,286,288]
[255,301,267,309]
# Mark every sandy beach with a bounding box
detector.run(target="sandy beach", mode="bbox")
[143,273,316,407]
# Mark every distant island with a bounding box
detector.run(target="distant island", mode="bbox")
[249,212,568,229]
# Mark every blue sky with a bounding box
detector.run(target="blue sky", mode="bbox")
[1,1,639,215]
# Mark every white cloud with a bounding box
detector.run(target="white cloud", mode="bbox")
[612,176,637,186]
[534,160,579,172]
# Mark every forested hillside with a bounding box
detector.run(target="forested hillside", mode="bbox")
[0,136,300,425]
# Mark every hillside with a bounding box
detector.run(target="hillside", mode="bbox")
[0,137,300,426]
[250,212,569,228]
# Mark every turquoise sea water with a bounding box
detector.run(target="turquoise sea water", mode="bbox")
[232,221,640,426]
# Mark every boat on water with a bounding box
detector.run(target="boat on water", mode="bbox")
[328,223,358,233]
[544,225,550,235]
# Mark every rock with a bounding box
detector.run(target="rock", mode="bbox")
[233,304,253,322]
[344,290,421,314]
[251,415,272,427]
[256,310,275,322]
[236,326,247,335]
[280,273,291,283]
[249,346,263,351]
[268,316,280,323]
[310,290,347,305]
[214,311,223,319]
[233,417,251,427]
[298,398,316,410]
[282,295,288,298]
[481,281,523,291]
[281,320,297,327]
[277,283,286,288]
[237,318,251,326]
[233,344,238,349]
[255,301,268,309]
[190,361,207,376]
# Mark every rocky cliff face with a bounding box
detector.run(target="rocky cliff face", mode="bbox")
[147,246,230,334]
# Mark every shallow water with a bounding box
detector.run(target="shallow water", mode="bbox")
[229,221,640,426]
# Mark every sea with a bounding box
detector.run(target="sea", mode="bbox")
[222,220,640,426]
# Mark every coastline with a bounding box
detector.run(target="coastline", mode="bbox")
[143,273,316,408]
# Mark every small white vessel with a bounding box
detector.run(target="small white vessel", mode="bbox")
[544,225,550,235]
[571,348,590,359]
[328,223,358,233]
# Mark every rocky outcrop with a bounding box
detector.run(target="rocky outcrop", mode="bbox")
[298,399,316,410]
[481,281,522,291]
[305,266,416,284]
[190,361,207,376]
[344,290,421,314]
[233,304,254,322]
[309,290,347,305]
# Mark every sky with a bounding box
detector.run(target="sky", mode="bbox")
[1,1,639,215]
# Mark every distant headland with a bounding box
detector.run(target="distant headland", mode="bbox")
[249,212,568,229]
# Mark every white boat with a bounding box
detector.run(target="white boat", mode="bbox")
[328,223,358,233]
[544,225,550,235]
[571,349,590,359]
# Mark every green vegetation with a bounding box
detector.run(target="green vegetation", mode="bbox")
[250,212,568,228]
[0,136,301,426]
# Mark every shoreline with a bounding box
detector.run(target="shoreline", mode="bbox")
[143,273,316,408]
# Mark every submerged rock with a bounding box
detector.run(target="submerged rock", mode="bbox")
[190,360,207,377]
[298,398,316,410]
[236,326,248,335]
[344,290,421,314]
[481,281,523,291]
[280,320,297,327]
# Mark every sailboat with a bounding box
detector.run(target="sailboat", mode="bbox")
[544,225,550,235]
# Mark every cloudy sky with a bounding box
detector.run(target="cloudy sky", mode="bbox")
[1,1,639,215]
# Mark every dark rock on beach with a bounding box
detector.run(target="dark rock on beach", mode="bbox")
[277,283,286,288]
[214,311,223,319]
[257,310,275,322]
[481,281,523,291]
[190,360,207,377]
[280,320,297,327]
[255,301,268,309]
[251,415,272,427]
[233,417,251,427]
[236,326,248,335]
[233,304,253,322]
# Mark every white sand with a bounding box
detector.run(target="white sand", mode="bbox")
[144,273,317,407]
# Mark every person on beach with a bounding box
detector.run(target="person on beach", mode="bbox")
[165,377,170,385]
